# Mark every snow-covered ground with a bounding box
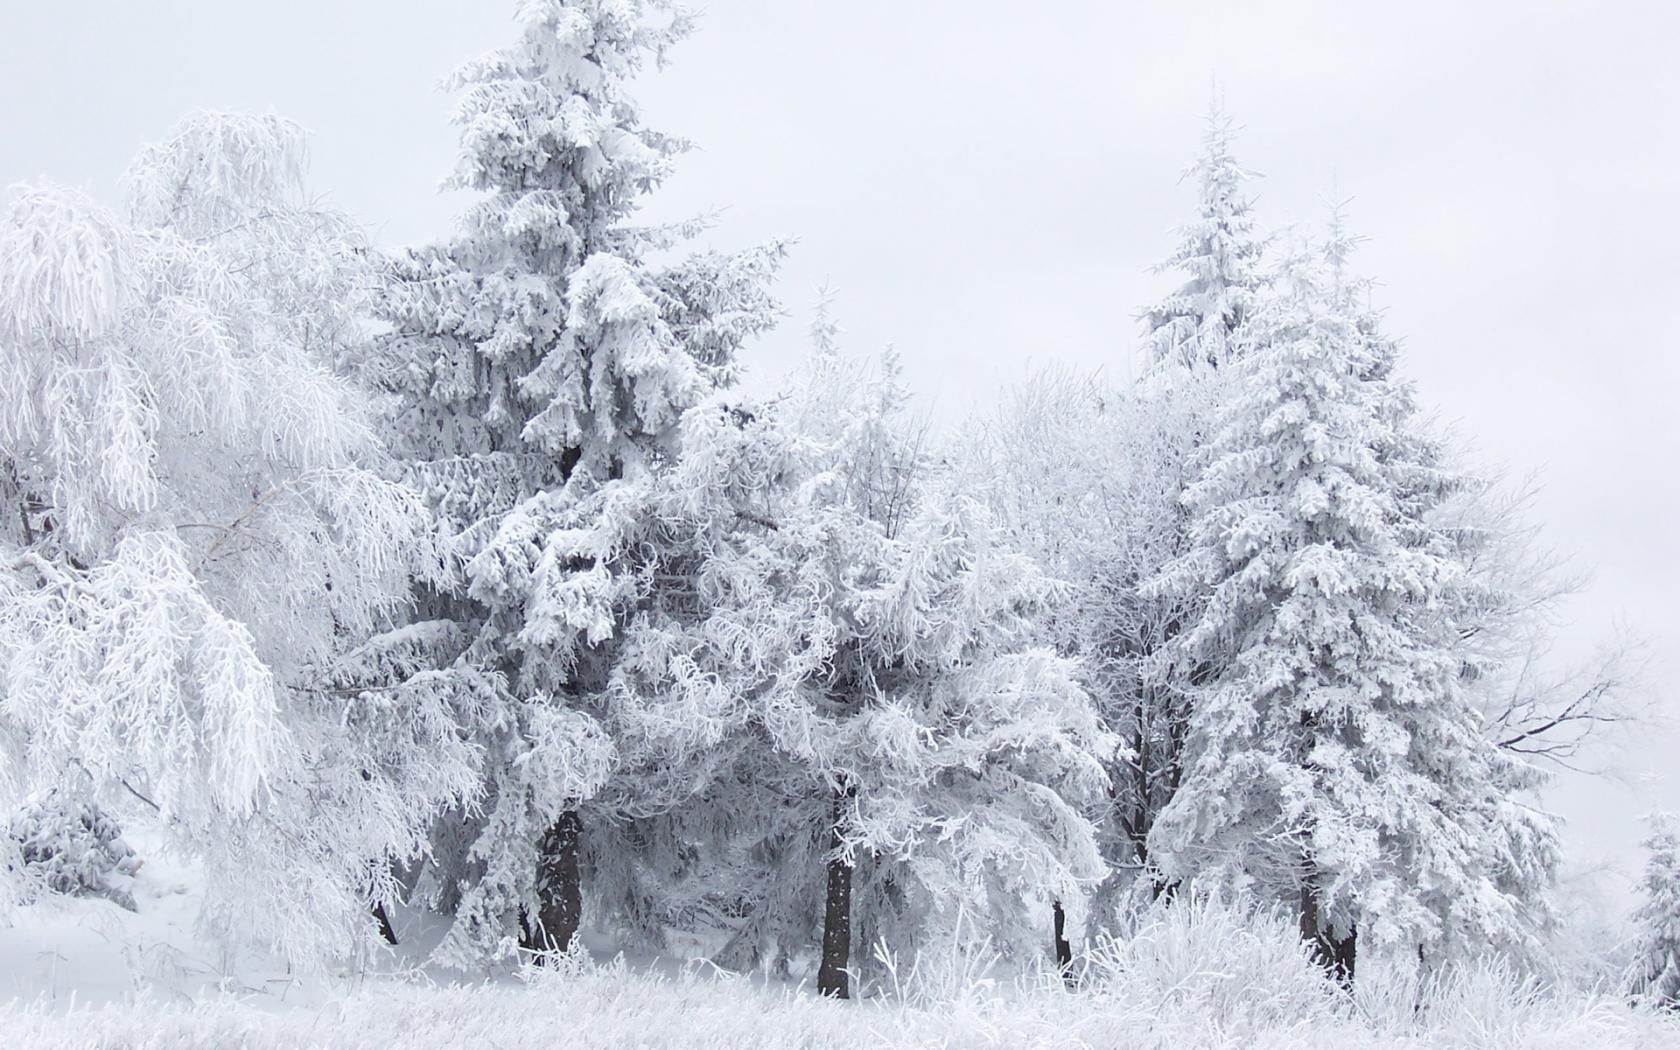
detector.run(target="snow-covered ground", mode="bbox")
[4,950,1677,1049]
[0,827,338,1010]
[3,877,1676,1049]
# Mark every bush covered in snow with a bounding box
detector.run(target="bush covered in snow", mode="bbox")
[6,791,140,911]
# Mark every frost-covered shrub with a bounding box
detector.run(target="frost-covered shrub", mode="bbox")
[1083,891,1339,1030]
[7,791,141,911]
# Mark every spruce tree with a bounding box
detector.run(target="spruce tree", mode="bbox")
[1141,101,1267,372]
[1043,100,1270,912]
[1631,813,1680,1008]
[370,0,782,963]
[1146,221,1557,982]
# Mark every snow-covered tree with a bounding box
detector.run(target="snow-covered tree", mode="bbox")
[972,101,1269,921]
[958,367,1223,924]
[0,113,477,965]
[1145,221,1557,983]
[597,318,1113,997]
[368,0,782,964]
[1141,100,1268,372]
[1631,813,1680,1008]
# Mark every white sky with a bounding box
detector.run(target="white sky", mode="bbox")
[3,0,1675,909]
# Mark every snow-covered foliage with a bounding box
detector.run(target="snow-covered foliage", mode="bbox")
[1144,220,1559,969]
[1630,812,1680,1008]
[957,368,1223,925]
[0,112,476,965]
[941,105,1269,933]
[956,104,1270,930]
[366,0,783,964]
[6,790,140,911]
[565,317,1112,977]
[1141,101,1268,372]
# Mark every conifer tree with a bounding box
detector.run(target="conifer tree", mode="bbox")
[1034,100,1269,913]
[369,0,782,963]
[1141,101,1267,372]
[1146,220,1557,983]
[1631,813,1680,1008]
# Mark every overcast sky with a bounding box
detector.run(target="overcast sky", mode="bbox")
[3,0,1675,907]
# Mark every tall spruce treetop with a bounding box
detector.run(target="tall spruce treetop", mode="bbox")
[1142,101,1266,372]
[1146,220,1557,968]
[372,0,782,964]
[1631,812,1680,1008]
[380,0,780,477]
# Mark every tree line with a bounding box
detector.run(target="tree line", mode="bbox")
[0,0,1650,1000]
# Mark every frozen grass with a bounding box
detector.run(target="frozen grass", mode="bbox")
[3,897,1676,1049]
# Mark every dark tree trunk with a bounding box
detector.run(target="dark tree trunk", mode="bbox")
[1052,899,1074,985]
[1298,882,1356,989]
[817,786,855,999]
[1332,927,1357,986]
[521,809,583,958]
[372,901,399,946]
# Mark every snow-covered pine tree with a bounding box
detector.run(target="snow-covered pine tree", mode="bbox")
[619,317,1111,997]
[0,113,477,965]
[1631,813,1680,1008]
[1141,100,1267,372]
[999,101,1271,918]
[1145,220,1557,984]
[369,0,782,964]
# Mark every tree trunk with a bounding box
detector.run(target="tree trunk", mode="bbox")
[372,901,399,946]
[817,786,855,999]
[1298,881,1356,989]
[1332,927,1357,986]
[1150,874,1179,903]
[521,809,583,959]
[1052,899,1074,985]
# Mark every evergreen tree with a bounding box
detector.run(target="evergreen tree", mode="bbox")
[1141,101,1267,372]
[1033,100,1269,914]
[1631,813,1680,1008]
[632,322,1112,996]
[369,0,782,964]
[0,113,475,965]
[1146,221,1557,983]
